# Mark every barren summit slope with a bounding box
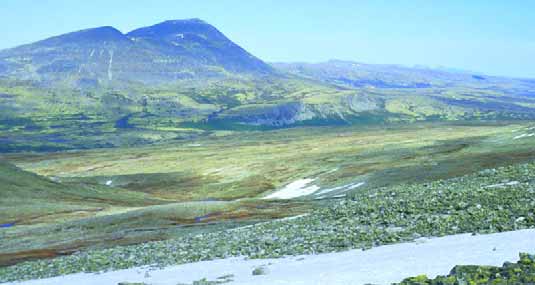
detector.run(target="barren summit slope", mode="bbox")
[0,19,272,86]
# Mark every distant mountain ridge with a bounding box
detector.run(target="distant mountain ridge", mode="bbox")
[272,60,508,89]
[0,19,273,86]
[0,20,535,153]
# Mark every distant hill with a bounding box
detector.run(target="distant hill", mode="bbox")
[0,161,160,225]
[272,60,527,89]
[0,19,273,87]
[0,22,535,152]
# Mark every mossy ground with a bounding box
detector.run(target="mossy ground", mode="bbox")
[1,122,534,268]
[2,74,535,153]
[398,253,535,285]
[0,157,534,282]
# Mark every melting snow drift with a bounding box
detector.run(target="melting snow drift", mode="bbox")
[315,181,365,196]
[264,179,366,200]
[9,229,535,285]
[513,133,535,140]
[263,178,320,199]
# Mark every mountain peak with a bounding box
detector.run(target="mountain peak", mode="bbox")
[126,18,221,40]
[36,26,129,46]
[161,18,208,25]
[0,19,272,84]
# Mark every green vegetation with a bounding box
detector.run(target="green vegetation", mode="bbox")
[1,22,535,151]
[398,253,535,284]
[1,160,533,282]
[1,19,535,285]
[1,122,533,268]
[0,192,309,266]
[0,161,162,225]
[1,70,534,153]
[8,123,535,201]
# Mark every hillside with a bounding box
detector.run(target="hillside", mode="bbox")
[2,4,535,285]
[0,19,272,87]
[2,159,534,282]
[1,122,534,269]
[0,161,161,225]
[398,253,535,284]
[273,60,535,89]
[0,21,535,153]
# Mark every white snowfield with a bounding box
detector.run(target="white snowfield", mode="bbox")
[263,178,365,200]
[263,178,320,199]
[513,133,535,140]
[9,229,535,285]
[315,182,365,198]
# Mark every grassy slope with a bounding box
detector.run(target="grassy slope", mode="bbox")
[1,73,535,152]
[0,160,309,266]
[0,161,171,265]
[0,161,163,225]
[0,199,310,267]
[0,122,533,270]
[6,122,535,201]
[1,158,533,282]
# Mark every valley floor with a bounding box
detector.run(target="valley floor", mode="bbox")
[7,229,535,285]
[1,122,534,284]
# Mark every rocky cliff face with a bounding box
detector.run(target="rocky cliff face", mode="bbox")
[214,94,385,126]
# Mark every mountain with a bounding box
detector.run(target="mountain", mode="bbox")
[272,60,529,89]
[1,22,535,152]
[126,19,271,75]
[203,60,535,127]
[0,19,273,86]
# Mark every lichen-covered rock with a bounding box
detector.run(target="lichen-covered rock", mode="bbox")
[397,253,535,284]
[252,266,269,276]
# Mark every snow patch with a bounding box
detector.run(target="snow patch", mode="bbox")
[107,50,114,81]
[230,214,309,232]
[513,133,535,140]
[315,181,365,196]
[485,181,520,188]
[277,213,309,222]
[263,178,320,199]
[324,168,339,174]
[12,229,535,285]
[50,177,61,183]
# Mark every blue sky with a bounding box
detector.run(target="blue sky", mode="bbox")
[1,0,534,78]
